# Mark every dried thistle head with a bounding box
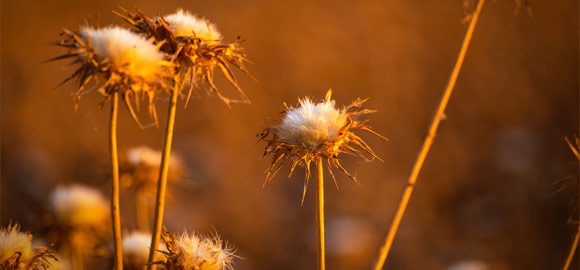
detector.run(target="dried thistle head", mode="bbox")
[158,229,235,270]
[115,7,252,107]
[50,185,109,230]
[123,231,165,269]
[259,89,385,203]
[120,146,184,195]
[0,224,57,270]
[52,26,172,126]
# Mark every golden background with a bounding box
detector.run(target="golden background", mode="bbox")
[1,0,578,269]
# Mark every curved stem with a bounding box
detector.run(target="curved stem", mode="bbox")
[372,1,485,269]
[316,160,325,270]
[110,91,123,270]
[147,84,179,270]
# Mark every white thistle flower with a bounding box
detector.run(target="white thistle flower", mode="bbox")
[277,96,347,148]
[123,232,165,267]
[50,185,109,228]
[164,9,222,42]
[259,90,385,203]
[162,230,235,270]
[127,146,163,167]
[126,146,182,169]
[81,26,167,81]
[0,224,32,262]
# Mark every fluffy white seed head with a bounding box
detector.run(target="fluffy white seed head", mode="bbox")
[276,96,347,148]
[127,146,162,167]
[0,224,32,262]
[50,185,109,228]
[127,146,182,169]
[164,9,222,42]
[123,232,164,266]
[81,26,167,80]
[175,232,234,270]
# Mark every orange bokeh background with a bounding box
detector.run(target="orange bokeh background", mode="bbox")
[1,0,578,269]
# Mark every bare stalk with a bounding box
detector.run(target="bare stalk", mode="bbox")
[563,229,580,270]
[372,1,485,269]
[147,83,180,270]
[316,160,326,270]
[110,91,123,270]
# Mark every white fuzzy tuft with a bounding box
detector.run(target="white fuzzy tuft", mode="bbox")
[176,232,234,270]
[0,225,32,262]
[127,146,162,167]
[123,232,164,266]
[276,96,347,148]
[81,27,166,80]
[164,9,222,42]
[127,145,182,168]
[50,185,109,228]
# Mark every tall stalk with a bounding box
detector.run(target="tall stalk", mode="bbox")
[563,230,580,270]
[110,91,123,270]
[147,82,180,270]
[372,1,485,269]
[316,160,326,270]
[563,27,580,269]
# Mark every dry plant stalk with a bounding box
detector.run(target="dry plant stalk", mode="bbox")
[111,9,253,269]
[372,0,485,268]
[259,90,384,270]
[147,83,179,270]
[53,26,173,270]
[562,136,580,270]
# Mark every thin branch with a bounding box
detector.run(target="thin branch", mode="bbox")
[372,0,486,268]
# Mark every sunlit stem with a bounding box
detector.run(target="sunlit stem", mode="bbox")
[110,91,123,270]
[563,229,580,270]
[372,0,485,269]
[147,80,180,270]
[316,159,326,270]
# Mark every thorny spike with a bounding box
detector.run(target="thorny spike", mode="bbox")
[326,158,339,191]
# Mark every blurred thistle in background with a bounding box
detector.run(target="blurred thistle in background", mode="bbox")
[47,185,110,269]
[120,146,185,231]
[123,231,166,270]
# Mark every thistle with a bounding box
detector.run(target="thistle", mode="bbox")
[49,185,109,270]
[258,89,384,270]
[115,7,252,107]
[53,25,173,270]
[154,229,235,270]
[259,89,384,202]
[52,26,172,125]
[120,146,185,231]
[0,224,57,270]
[123,232,165,270]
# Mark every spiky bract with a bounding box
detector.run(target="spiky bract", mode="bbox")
[115,7,252,107]
[259,89,384,202]
[52,26,172,126]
